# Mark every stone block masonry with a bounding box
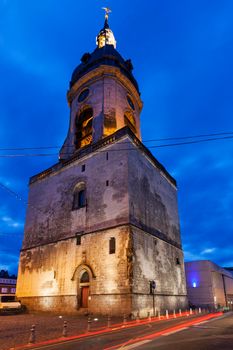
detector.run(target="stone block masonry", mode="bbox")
[17,130,188,315]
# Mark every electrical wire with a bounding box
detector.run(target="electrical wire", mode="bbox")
[1,133,233,235]
[0,182,43,213]
[0,132,233,151]
[0,134,233,157]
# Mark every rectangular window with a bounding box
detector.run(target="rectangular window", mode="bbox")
[11,288,16,293]
[106,180,109,186]
[106,152,108,160]
[81,164,86,172]
[109,237,116,254]
[1,287,8,293]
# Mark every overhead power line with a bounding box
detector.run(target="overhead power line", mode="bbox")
[0,182,43,213]
[0,182,26,205]
[0,132,233,151]
[0,134,233,158]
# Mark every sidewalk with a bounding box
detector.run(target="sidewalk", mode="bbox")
[0,310,217,350]
[1,313,121,350]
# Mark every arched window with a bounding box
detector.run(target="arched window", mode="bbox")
[80,271,89,283]
[72,183,86,210]
[75,107,93,149]
[124,111,136,133]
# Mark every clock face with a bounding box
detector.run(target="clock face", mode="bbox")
[78,88,90,103]
[127,95,135,110]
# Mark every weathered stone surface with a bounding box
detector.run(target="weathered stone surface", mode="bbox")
[17,226,131,315]
[17,134,188,315]
[128,141,181,246]
[23,140,129,249]
[131,227,187,316]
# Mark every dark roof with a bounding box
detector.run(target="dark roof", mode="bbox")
[70,45,139,93]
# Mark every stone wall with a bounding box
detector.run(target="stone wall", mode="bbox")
[18,134,187,315]
[23,140,129,250]
[131,227,187,316]
[17,226,131,315]
[128,142,181,247]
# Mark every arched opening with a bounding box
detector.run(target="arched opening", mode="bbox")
[72,183,86,210]
[79,270,90,308]
[124,111,136,133]
[75,107,93,149]
[71,264,95,310]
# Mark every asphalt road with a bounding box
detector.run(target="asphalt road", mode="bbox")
[26,312,232,350]
[130,312,233,350]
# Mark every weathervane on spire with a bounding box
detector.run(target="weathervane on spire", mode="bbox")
[96,6,116,49]
[102,7,112,21]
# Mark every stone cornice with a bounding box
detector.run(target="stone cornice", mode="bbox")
[29,127,176,188]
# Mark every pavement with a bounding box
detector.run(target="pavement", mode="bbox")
[0,310,225,350]
[0,312,122,350]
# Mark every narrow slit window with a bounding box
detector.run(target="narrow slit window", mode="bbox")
[109,237,116,254]
[76,235,82,245]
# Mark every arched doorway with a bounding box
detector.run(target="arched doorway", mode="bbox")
[71,264,95,310]
[79,270,90,308]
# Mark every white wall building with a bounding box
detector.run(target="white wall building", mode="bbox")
[185,260,233,309]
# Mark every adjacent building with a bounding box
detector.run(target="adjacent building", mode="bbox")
[0,275,17,295]
[185,260,233,310]
[16,11,187,315]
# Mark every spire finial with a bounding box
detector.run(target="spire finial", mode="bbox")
[96,7,116,49]
[102,7,112,22]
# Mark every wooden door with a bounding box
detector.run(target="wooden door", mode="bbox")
[81,286,89,308]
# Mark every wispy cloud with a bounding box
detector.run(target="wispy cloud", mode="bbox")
[201,248,216,255]
[0,216,24,229]
[1,216,23,228]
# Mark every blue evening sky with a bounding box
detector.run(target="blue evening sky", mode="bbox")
[0,0,233,274]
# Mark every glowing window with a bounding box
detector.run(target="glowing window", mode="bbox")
[192,282,197,288]
[124,111,136,133]
[75,108,93,148]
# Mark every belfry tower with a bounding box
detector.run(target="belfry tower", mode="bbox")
[17,11,187,316]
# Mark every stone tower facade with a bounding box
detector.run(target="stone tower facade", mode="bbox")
[16,14,187,316]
